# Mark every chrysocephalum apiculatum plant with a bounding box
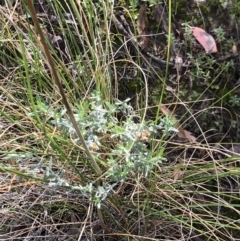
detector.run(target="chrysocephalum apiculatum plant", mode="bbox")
[24,92,178,208]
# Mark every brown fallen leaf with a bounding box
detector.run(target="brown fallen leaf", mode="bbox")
[176,126,197,142]
[160,105,197,142]
[137,3,149,34]
[160,104,174,117]
[137,3,150,49]
[173,169,185,182]
[191,27,218,53]
[232,43,238,56]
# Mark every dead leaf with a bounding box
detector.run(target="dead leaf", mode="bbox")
[232,43,238,56]
[160,105,197,142]
[191,27,218,53]
[137,3,150,49]
[160,104,175,117]
[137,3,149,34]
[177,127,197,142]
[173,169,185,182]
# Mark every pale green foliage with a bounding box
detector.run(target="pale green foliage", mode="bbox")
[212,26,225,42]
[229,95,240,107]
[15,92,178,207]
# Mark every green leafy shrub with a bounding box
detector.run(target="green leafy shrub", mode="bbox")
[11,92,177,208]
